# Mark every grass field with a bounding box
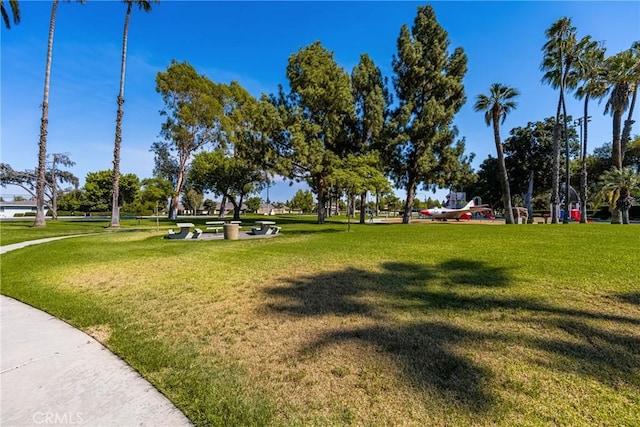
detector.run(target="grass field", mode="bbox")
[1,218,639,426]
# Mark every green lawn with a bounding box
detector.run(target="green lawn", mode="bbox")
[1,219,638,426]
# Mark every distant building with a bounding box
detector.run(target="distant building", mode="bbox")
[257,203,291,215]
[0,200,48,218]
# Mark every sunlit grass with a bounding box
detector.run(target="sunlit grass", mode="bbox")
[1,221,638,426]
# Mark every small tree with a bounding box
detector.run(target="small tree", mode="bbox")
[597,167,640,224]
[328,154,391,231]
[289,189,314,213]
[181,187,203,215]
[245,196,262,213]
[0,158,78,219]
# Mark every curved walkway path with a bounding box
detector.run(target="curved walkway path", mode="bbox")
[1,237,191,426]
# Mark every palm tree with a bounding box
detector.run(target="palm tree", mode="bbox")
[34,0,61,227]
[597,167,640,224]
[621,42,640,160]
[541,17,578,224]
[34,0,85,227]
[574,36,607,223]
[474,83,520,224]
[110,0,158,228]
[605,49,637,170]
[1,0,20,28]
[604,46,639,224]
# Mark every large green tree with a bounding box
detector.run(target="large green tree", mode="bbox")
[474,83,519,224]
[188,82,272,220]
[351,53,390,223]
[387,5,467,224]
[155,60,227,219]
[110,0,158,228]
[276,41,354,224]
[541,17,579,224]
[574,36,607,223]
[84,170,139,213]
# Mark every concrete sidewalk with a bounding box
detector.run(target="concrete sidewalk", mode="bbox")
[0,296,191,426]
[0,235,85,255]
[1,238,191,426]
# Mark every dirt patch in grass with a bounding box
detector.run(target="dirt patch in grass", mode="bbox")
[84,324,112,344]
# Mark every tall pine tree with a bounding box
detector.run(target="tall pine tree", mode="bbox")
[387,5,467,223]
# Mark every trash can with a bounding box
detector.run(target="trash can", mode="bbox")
[223,223,239,240]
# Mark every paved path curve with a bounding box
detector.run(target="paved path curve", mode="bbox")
[0,235,88,255]
[1,237,191,426]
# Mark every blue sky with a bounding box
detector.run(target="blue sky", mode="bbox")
[2,1,639,204]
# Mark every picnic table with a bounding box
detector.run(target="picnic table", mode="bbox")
[167,222,201,239]
[251,221,280,235]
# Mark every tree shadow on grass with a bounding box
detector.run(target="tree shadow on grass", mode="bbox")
[615,292,640,306]
[264,259,509,411]
[301,321,496,412]
[263,259,640,412]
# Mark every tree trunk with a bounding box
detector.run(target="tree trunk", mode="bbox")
[402,177,416,224]
[51,166,58,220]
[621,86,637,160]
[611,108,623,224]
[34,0,59,228]
[110,2,132,228]
[218,195,227,217]
[622,208,630,225]
[612,109,623,170]
[169,171,185,220]
[580,96,589,224]
[233,194,243,220]
[561,91,570,224]
[493,111,514,224]
[550,94,562,224]
[359,192,366,224]
[316,176,326,224]
[525,169,534,223]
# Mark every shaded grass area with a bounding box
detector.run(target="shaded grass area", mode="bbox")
[1,222,639,425]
